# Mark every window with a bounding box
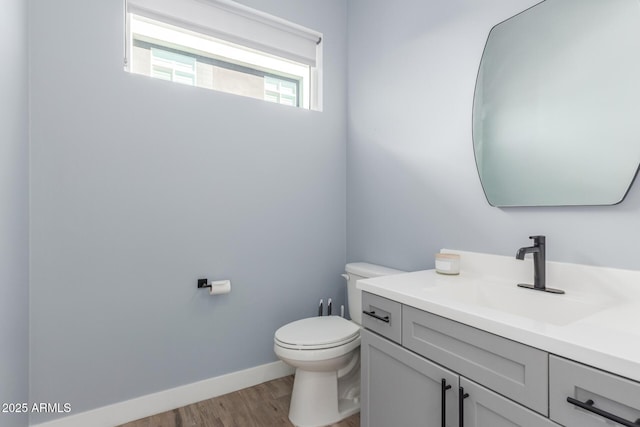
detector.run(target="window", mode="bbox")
[125,0,322,110]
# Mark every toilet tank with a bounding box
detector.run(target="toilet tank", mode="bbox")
[344,262,404,325]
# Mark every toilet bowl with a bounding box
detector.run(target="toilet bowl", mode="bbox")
[273,263,403,427]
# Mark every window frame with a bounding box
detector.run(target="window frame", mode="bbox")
[124,0,322,110]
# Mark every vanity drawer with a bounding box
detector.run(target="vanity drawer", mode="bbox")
[402,306,548,415]
[362,292,402,344]
[549,355,640,427]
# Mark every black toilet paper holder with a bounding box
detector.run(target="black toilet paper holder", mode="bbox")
[197,278,211,289]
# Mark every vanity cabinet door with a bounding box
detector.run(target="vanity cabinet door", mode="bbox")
[361,329,459,427]
[460,378,560,427]
[549,355,640,427]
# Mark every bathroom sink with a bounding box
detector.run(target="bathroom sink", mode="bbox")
[420,280,617,326]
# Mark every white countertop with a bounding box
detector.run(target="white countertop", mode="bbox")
[357,250,640,383]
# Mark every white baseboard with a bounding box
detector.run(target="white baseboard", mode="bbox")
[31,361,294,427]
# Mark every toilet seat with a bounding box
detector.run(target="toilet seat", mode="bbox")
[274,316,360,350]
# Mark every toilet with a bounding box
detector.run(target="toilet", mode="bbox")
[274,262,403,427]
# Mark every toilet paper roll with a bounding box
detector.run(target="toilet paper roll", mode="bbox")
[209,280,231,295]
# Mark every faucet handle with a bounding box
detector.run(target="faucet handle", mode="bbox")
[529,235,545,245]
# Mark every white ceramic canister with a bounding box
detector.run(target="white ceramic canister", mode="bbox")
[435,253,460,275]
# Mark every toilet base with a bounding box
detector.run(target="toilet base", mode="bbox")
[287,354,360,427]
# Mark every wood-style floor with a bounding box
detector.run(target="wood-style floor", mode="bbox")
[118,375,360,427]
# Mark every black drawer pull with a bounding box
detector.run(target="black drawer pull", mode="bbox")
[441,379,451,427]
[567,397,640,427]
[362,310,390,323]
[459,386,469,427]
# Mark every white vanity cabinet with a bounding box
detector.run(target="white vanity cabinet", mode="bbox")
[357,252,640,427]
[360,293,560,427]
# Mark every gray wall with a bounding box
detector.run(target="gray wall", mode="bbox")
[347,0,640,272]
[29,0,347,422]
[0,0,29,426]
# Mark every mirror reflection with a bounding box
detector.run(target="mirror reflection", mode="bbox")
[473,0,640,207]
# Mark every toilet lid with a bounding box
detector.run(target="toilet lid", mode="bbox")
[274,316,360,350]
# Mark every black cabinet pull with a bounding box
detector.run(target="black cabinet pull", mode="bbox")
[441,379,452,427]
[567,397,640,427]
[459,386,469,427]
[362,310,390,323]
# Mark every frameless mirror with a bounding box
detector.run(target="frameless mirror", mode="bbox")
[473,0,640,207]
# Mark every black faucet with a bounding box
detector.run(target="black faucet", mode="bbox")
[516,236,564,294]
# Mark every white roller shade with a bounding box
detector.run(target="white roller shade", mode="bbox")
[126,0,321,67]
